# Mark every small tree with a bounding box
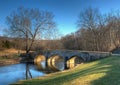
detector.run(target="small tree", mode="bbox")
[2,40,11,49]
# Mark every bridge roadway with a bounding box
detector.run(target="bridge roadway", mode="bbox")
[34,50,111,71]
[44,50,111,61]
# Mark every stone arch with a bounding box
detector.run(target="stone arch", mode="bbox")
[47,54,64,71]
[67,55,84,69]
[34,55,46,70]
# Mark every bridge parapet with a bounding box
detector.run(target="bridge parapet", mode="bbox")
[88,52,111,61]
[46,50,90,62]
[35,50,111,62]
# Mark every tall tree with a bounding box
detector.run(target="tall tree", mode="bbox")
[6,7,56,54]
[106,12,120,48]
[77,7,107,51]
[6,7,56,79]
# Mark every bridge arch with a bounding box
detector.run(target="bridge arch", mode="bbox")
[34,55,46,70]
[47,54,64,71]
[66,55,84,69]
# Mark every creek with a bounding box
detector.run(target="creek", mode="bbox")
[0,63,45,85]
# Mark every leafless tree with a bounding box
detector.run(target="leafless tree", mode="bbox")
[106,12,120,48]
[61,8,120,52]
[6,7,56,54]
[77,7,108,51]
[6,7,56,79]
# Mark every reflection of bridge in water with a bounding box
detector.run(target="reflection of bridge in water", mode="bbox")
[34,50,111,71]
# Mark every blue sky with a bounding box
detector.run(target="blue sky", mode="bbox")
[0,0,120,36]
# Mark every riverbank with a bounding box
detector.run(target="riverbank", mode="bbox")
[11,56,120,85]
[0,58,21,66]
[0,48,25,66]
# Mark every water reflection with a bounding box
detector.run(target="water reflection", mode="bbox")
[35,61,46,70]
[35,60,65,71]
[34,55,65,71]
[54,58,64,71]
[0,64,45,85]
[40,61,46,69]
[34,55,46,70]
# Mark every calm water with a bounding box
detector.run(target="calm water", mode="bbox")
[0,64,45,85]
[36,61,65,71]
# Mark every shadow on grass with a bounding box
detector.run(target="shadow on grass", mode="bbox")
[91,56,120,85]
[12,56,120,85]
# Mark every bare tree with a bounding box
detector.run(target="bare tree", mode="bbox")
[6,7,56,54]
[40,26,63,50]
[61,8,120,51]
[6,7,56,79]
[106,12,120,48]
[61,33,77,50]
[77,7,108,51]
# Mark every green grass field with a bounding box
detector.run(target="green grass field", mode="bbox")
[12,56,120,85]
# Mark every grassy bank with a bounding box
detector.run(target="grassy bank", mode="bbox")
[0,59,20,66]
[0,48,25,57]
[0,49,25,66]
[12,56,120,85]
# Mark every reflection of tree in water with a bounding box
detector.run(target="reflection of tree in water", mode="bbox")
[26,63,32,79]
[25,54,33,80]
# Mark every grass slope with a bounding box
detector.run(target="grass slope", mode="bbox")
[12,56,120,85]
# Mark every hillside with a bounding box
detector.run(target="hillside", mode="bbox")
[12,56,120,85]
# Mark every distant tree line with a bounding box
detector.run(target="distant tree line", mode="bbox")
[2,7,120,52]
[61,7,120,51]
[0,37,63,50]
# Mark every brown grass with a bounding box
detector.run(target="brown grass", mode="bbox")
[0,48,26,57]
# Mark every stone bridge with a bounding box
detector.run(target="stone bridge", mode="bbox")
[34,50,111,71]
